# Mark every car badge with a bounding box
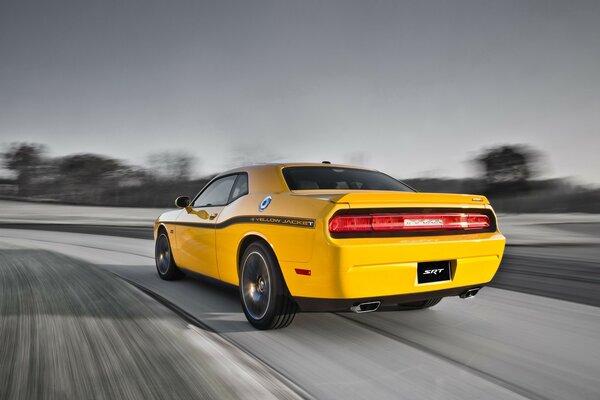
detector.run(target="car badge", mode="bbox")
[259,195,272,212]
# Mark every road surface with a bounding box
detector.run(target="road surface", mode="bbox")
[1,227,599,400]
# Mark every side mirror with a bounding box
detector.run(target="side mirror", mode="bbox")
[175,196,191,208]
[195,209,210,220]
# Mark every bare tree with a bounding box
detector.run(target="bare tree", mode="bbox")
[1,142,46,196]
[475,144,540,195]
[345,151,370,167]
[147,151,197,181]
[229,144,282,168]
[55,153,126,202]
[58,153,123,183]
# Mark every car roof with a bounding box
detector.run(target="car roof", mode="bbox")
[213,163,379,193]
[219,162,376,175]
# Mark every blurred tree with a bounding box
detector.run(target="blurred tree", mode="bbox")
[230,144,281,168]
[475,144,539,195]
[147,151,197,181]
[346,151,370,167]
[58,153,123,184]
[57,154,126,203]
[1,142,46,196]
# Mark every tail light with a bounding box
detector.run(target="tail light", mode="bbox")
[329,213,491,234]
[328,215,372,232]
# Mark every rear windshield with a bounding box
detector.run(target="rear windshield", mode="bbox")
[282,166,414,192]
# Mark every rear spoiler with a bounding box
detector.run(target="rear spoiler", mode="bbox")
[329,192,490,206]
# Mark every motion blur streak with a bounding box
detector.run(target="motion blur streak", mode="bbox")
[0,248,302,400]
[1,226,599,400]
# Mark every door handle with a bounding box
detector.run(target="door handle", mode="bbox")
[209,213,218,220]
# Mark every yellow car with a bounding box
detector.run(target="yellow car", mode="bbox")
[154,163,505,329]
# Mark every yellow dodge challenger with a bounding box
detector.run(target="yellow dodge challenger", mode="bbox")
[154,163,505,329]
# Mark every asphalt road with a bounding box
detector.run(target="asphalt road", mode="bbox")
[491,248,600,307]
[1,228,599,400]
[0,248,301,400]
[3,223,598,306]
[0,223,152,239]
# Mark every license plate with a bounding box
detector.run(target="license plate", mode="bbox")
[417,261,451,284]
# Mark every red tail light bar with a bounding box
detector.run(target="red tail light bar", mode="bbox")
[329,213,491,233]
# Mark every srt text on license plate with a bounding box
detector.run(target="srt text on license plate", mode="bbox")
[417,261,451,284]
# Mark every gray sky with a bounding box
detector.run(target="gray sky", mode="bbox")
[1,0,599,182]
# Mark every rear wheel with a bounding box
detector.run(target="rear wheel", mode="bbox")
[155,232,184,280]
[393,297,442,310]
[239,242,297,330]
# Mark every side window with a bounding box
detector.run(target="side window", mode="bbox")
[229,174,248,202]
[192,175,237,207]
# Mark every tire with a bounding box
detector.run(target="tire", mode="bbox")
[155,231,184,280]
[239,241,297,330]
[393,297,442,310]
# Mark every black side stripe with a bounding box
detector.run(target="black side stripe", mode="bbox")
[171,215,316,230]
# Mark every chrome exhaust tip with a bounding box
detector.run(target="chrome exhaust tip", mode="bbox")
[460,288,481,299]
[350,301,381,313]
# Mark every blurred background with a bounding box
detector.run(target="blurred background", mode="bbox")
[1,141,599,212]
[1,1,600,399]
[1,0,599,210]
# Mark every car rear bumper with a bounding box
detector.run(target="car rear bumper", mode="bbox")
[280,232,505,301]
[294,285,483,312]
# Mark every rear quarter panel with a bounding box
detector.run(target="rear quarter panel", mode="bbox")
[215,192,332,286]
